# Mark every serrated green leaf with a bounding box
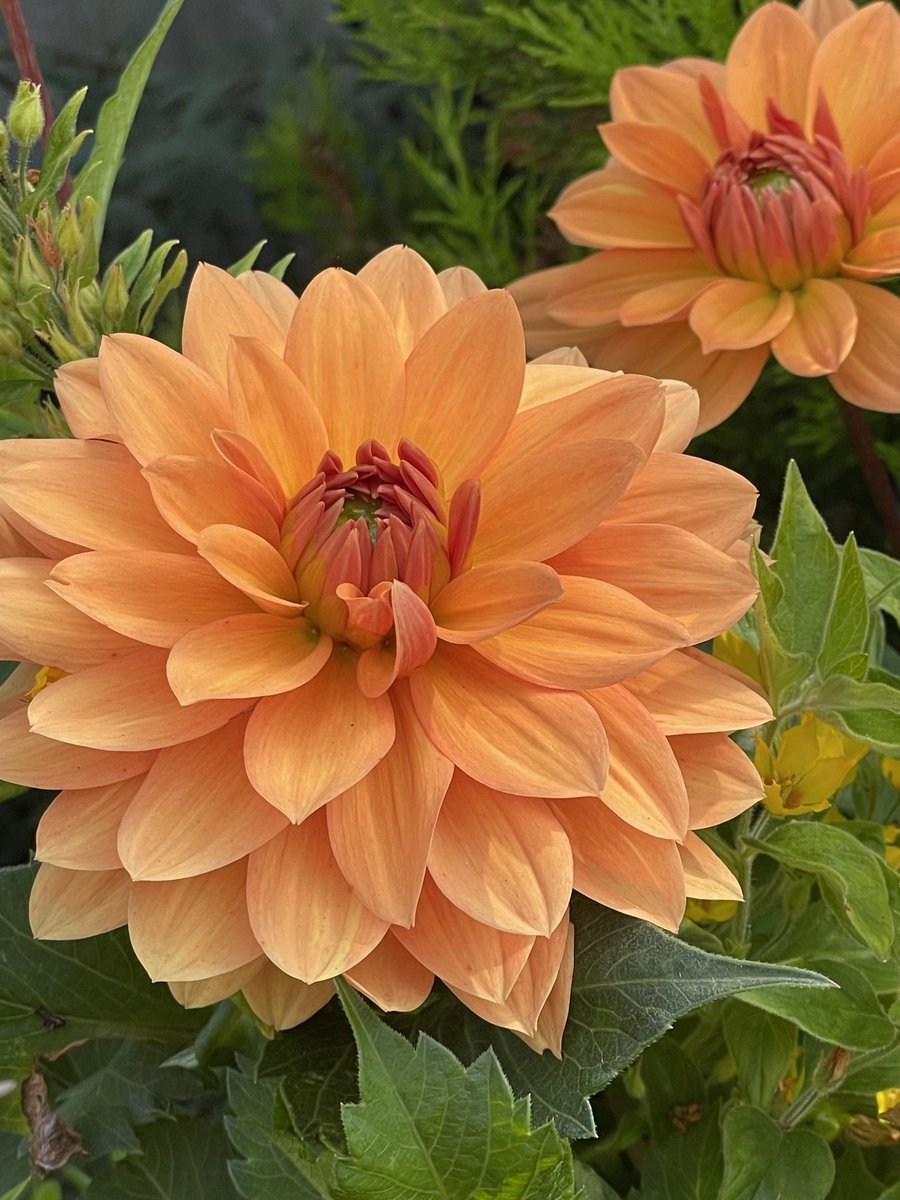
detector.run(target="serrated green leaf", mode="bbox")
[228,242,267,276]
[820,535,869,677]
[753,821,894,959]
[335,981,574,1200]
[717,1107,834,1200]
[807,674,900,754]
[722,1004,796,1109]
[88,1116,237,1199]
[638,1107,722,1200]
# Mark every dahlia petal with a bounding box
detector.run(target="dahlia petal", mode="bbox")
[167,614,332,703]
[551,797,686,931]
[431,560,562,644]
[624,647,772,735]
[227,336,329,496]
[671,732,764,828]
[344,934,435,1012]
[36,776,145,870]
[402,290,525,493]
[610,66,721,161]
[241,963,335,1031]
[284,268,405,461]
[550,168,694,250]
[689,281,795,352]
[356,581,436,698]
[771,278,857,376]
[0,437,125,469]
[196,524,304,615]
[429,774,572,936]
[357,245,449,356]
[327,682,452,927]
[680,832,743,901]
[477,576,691,690]
[798,0,857,40]
[116,716,288,881]
[691,344,770,433]
[599,121,710,193]
[98,334,229,464]
[129,859,261,981]
[436,265,488,306]
[142,455,280,545]
[244,650,395,822]
[515,921,574,1057]
[619,277,720,326]
[246,812,389,983]
[182,263,285,389]
[27,645,249,751]
[0,709,156,788]
[55,357,117,440]
[30,864,131,939]
[0,662,36,720]
[551,524,757,643]
[844,226,900,277]
[0,509,40,557]
[237,270,299,333]
[48,551,258,648]
[725,4,817,129]
[410,645,608,799]
[0,558,140,669]
[394,875,534,1004]
[829,280,900,412]
[656,381,701,452]
[169,959,264,1009]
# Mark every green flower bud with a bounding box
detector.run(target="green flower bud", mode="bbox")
[14,234,52,293]
[40,320,85,364]
[55,206,83,260]
[0,318,23,360]
[101,263,129,326]
[8,81,44,148]
[62,284,98,352]
[0,119,9,156]
[78,280,102,324]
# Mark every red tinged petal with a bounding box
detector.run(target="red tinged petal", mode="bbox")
[181,263,285,389]
[246,811,389,983]
[356,581,437,698]
[244,649,395,823]
[129,859,261,981]
[143,456,281,545]
[357,245,448,356]
[431,561,562,643]
[327,682,452,926]
[55,356,117,440]
[429,774,572,935]
[30,865,131,939]
[0,709,156,789]
[829,281,900,413]
[624,647,772,735]
[771,278,857,376]
[725,4,817,129]
[680,832,743,900]
[689,282,795,353]
[241,963,335,1031]
[409,645,608,799]
[197,524,302,615]
[672,732,763,828]
[116,716,289,881]
[344,934,435,1012]
[36,776,145,870]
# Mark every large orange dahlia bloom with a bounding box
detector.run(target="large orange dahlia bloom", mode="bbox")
[513,0,900,433]
[0,247,770,1051]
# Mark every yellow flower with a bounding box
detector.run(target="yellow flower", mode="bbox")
[684,898,738,923]
[755,714,868,816]
[884,826,900,872]
[882,757,900,789]
[877,1090,900,1124]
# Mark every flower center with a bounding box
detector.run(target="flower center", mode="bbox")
[746,168,794,198]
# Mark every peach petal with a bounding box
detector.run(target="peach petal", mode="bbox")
[477,576,691,691]
[431,561,562,643]
[116,716,288,881]
[394,874,534,1004]
[245,649,395,823]
[515,920,574,1057]
[600,120,711,193]
[143,456,280,546]
[624,647,773,735]
[409,644,608,799]
[27,645,249,751]
[680,832,743,901]
[771,278,857,376]
[611,66,721,161]
[129,859,261,981]
[690,344,769,433]
[799,0,857,40]
[844,226,900,277]
[656,381,701,452]
[357,245,449,356]
[98,334,229,464]
[169,959,265,1009]
[0,499,84,562]
[182,263,285,389]
[0,662,38,720]
[429,775,572,936]
[327,682,452,927]
[36,776,145,870]
[671,732,764,829]
[436,265,488,306]
[0,509,40,557]
[48,551,258,648]
[509,262,613,362]
[241,963,335,1030]
[829,280,900,412]
[284,268,405,461]
[356,581,436,698]
[0,437,126,469]
[55,357,117,440]
[196,524,303,615]
[167,614,332,703]
[237,270,299,333]
[620,277,720,326]
[518,360,615,406]
[725,4,817,129]
[550,167,694,250]
[552,797,686,931]
[246,811,389,983]
[344,934,435,1012]
[689,281,795,353]
[0,708,156,789]
[30,864,131,939]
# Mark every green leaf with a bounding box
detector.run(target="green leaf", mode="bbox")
[110,230,154,286]
[0,1132,28,1196]
[334,981,575,1200]
[26,88,90,211]
[752,822,894,958]
[820,535,869,678]
[572,1162,620,1199]
[763,903,900,995]
[638,1107,723,1200]
[88,1117,238,1199]
[859,547,900,628]
[807,674,900,753]
[717,1107,834,1200]
[228,242,267,276]
[828,1144,884,1200]
[837,1039,900,1095]
[72,0,184,252]
[269,254,295,281]
[722,1003,796,1108]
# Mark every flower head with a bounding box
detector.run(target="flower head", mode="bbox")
[755,712,867,815]
[0,248,770,1050]
[512,0,900,432]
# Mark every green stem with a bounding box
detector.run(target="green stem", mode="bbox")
[779,1043,896,1130]
[731,809,757,954]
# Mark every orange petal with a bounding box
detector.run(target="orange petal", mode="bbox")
[477,575,691,690]
[48,550,257,647]
[284,268,405,461]
[432,561,562,643]
[552,797,686,931]
[510,262,612,362]
[237,270,299,333]
[655,381,701,452]
[394,874,534,1003]
[689,281,795,352]
[241,962,335,1030]
[844,226,900,278]
[429,774,572,936]
[27,645,249,751]
[357,245,448,356]
[143,455,280,545]
[624,647,772,735]
[30,864,131,938]
[169,959,265,1009]
[671,732,764,828]
[344,933,435,1012]
[691,344,769,434]
[798,0,857,40]
[98,334,229,464]
[611,65,721,161]
[129,859,261,981]
[36,776,145,870]
[619,277,720,326]
[402,290,524,493]
[356,581,436,699]
[436,265,488,306]
[0,708,156,789]
[197,524,303,615]
[409,645,608,799]
[116,716,288,880]
[244,650,395,823]
[680,832,743,900]
[167,613,332,703]
[246,811,389,982]
[600,121,710,193]
[550,166,694,250]
[514,920,574,1057]
[181,263,285,389]
[55,356,117,440]
[327,682,452,926]
[829,280,900,412]
[725,4,817,129]
[771,278,857,375]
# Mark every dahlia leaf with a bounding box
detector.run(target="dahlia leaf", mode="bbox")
[87,1116,238,1200]
[717,1107,834,1200]
[334,980,575,1200]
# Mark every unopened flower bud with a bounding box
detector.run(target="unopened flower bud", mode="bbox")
[63,284,98,352]
[7,81,44,148]
[14,234,52,293]
[0,318,22,360]
[78,280,101,324]
[101,263,129,326]
[55,207,83,260]
[40,320,86,364]
[814,1046,851,1088]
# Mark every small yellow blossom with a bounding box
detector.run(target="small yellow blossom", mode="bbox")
[882,757,900,790]
[755,714,868,816]
[877,1090,900,1125]
[20,665,69,703]
[713,631,764,688]
[684,898,739,923]
[884,826,900,872]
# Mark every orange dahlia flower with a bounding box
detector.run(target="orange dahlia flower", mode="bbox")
[0,247,770,1051]
[512,0,900,433]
